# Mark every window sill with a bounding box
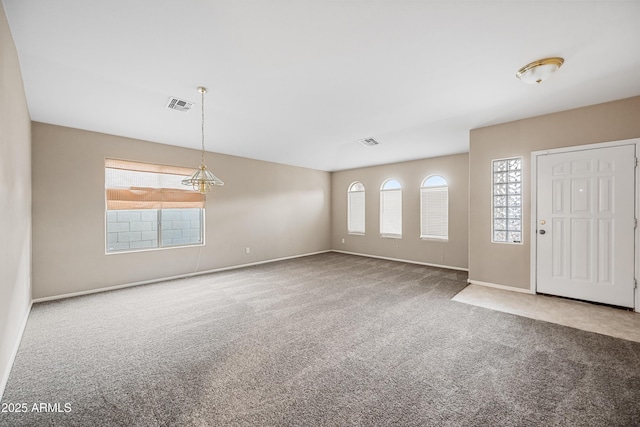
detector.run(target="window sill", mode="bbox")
[348,232,365,236]
[420,237,449,242]
[380,234,402,239]
[106,243,204,255]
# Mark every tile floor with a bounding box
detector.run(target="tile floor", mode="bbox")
[452,284,640,343]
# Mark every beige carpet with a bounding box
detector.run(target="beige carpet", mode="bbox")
[1,253,639,426]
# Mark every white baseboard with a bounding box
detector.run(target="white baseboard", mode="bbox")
[0,301,32,401]
[32,250,332,304]
[331,250,469,272]
[467,279,534,294]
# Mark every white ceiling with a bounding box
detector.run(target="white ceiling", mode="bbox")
[4,1,640,171]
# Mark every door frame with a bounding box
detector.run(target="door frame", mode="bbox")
[530,138,640,312]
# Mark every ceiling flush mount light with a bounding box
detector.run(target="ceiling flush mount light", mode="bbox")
[516,57,564,84]
[182,86,224,194]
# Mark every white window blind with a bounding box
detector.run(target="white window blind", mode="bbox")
[380,180,402,237]
[420,175,448,240]
[347,182,365,234]
[105,158,204,210]
[421,186,448,239]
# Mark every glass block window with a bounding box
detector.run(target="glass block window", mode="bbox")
[492,157,522,244]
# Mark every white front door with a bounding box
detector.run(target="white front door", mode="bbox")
[536,145,636,308]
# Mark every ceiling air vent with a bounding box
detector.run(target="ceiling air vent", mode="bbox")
[166,97,194,112]
[358,137,380,147]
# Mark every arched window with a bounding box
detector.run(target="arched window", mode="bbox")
[380,179,402,237]
[420,175,448,240]
[347,181,365,234]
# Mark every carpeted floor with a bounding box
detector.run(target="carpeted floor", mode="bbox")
[1,252,639,426]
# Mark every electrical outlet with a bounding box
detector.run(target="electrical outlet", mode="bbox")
[245,247,251,254]
[341,238,345,244]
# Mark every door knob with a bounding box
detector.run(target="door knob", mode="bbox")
[539,229,546,235]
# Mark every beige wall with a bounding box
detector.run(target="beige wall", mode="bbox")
[31,123,331,299]
[469,96,640,290]
[0,3,32,397]
[330,153,469,269]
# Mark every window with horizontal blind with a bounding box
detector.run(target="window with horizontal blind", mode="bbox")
[380,179,402,238]
[347,181,365,234]
[421,175,448,240]
[105,159,205,253]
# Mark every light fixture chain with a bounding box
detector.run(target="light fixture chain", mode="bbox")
[201,88,205,165]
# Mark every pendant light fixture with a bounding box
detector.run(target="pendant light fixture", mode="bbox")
[516,57,564,84]
[182,86,224,193]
